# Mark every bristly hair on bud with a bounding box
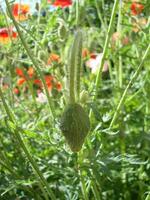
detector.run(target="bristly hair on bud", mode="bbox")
[68,30,83,104]
[60,30,90,152]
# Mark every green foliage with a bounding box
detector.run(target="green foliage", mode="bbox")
[0,0,150,199]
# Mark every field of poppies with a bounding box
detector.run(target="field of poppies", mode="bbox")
[0,0,150,199]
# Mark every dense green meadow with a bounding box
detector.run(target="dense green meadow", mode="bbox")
[0,0,150,199]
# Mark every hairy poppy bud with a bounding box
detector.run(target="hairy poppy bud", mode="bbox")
[60,103,90,152]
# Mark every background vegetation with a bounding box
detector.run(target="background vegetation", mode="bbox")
[0,0,150,199]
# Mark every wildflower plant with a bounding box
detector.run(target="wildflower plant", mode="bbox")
[0,0,150,199]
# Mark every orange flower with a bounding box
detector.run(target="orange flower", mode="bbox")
[12,3,30,21]
[0,27,17,44]
[56,82,62,91]
[16,68,24,77]
[27,67,34,78]
[47,53,60,65]
[90,53,97,59]
[17,77,26,86]
[34,79,42,87]
[45,75,54,82]
[46,82,52,91]
[130,3,144,15]
[45,75,54,91]
[82,48,90,58]
[48,0,72,7]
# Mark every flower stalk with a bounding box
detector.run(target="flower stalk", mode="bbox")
[109,43,150,128]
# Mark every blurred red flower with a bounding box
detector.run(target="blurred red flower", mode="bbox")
[130,3,144,15]
[48,0,72,7]
[34,79,42,87]
[0,27,17,44]
[27,67,34,78]
[12,3,30,21]
[13,87,20,95]
[45,75,54,91]
[17,78,26,86]
[90,53,97,59]
[16,68,24,77]
[82,48,90,58]
[47,53,60,65]
[55,82,62,91]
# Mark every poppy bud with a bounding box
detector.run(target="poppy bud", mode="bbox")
[60,103,90,152]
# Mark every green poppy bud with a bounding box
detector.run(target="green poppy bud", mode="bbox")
[60,103,90,152]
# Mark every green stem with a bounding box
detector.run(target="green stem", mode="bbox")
[89,0,119,119]
[5,0,55,120]
[94,0,106,32]
[95,0,119,90]
[117,0,123,89]
[145,193,150,200]
[91,180,101,200]
[0,87,56,200]
[77,152,89,200]
[79,171,89,200]
[76,0,79,26]
[109,44,150,128]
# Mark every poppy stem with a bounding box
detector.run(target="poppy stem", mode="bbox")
[89,0,119,119]
[95,0,119,89]
[76,0,79,26]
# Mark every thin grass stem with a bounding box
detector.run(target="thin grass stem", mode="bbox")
[109,44,150,128]
[89,0,119,119]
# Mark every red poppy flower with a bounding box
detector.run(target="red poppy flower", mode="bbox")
[130,3,144,15]
[82,48,90,58]
[27,67,34,78]
[90,53,97,59]
[0,27,17,44]
[17,78,26,86]
[48,0,72,7]
[12,3,30,21]
[16,68,24,77]
[45,75,54,91]
[47,53,60,65]
[34,79,42,87]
